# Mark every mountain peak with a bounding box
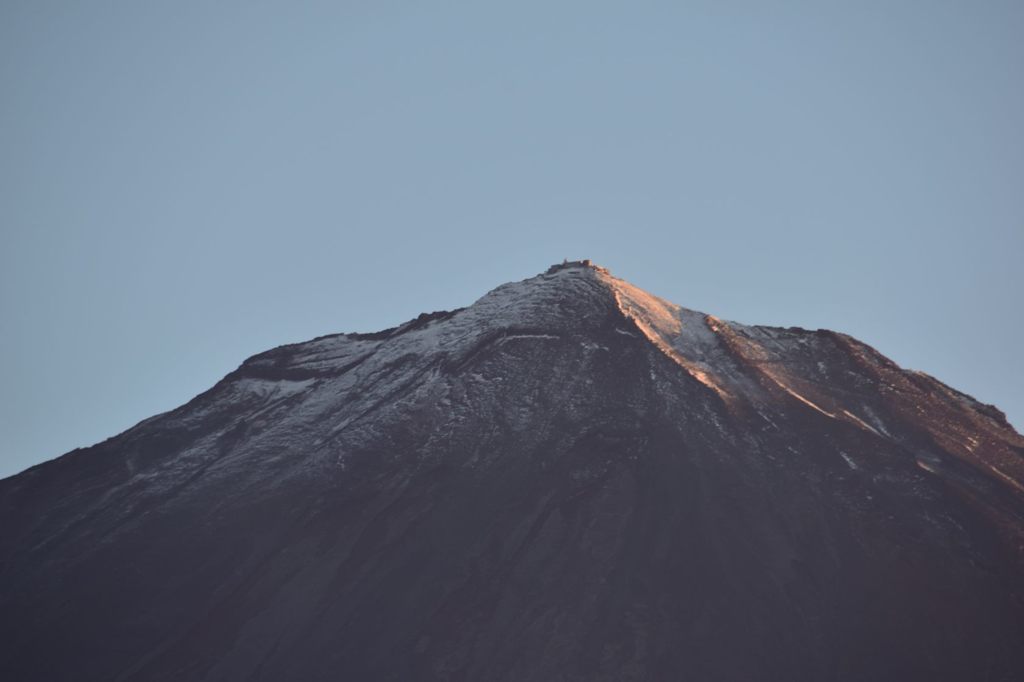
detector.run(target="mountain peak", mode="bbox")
[3,263,1024,681]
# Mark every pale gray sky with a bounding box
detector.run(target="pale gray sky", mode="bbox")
[2,1,1022,478]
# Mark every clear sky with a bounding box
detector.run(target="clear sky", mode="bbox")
[2,1,1021,478]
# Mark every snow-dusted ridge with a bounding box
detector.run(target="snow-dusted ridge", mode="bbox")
[191,260,1024,496]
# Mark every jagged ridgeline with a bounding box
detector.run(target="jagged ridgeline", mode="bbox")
[2,262,1023,681]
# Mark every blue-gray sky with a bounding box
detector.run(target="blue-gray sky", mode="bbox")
[2,1,1021,478]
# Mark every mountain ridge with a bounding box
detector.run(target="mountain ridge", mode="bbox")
[23,259,1011,474]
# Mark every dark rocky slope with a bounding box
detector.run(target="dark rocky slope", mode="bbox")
[2,262,1023,681]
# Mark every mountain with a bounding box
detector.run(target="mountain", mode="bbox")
[2,261,1023,681]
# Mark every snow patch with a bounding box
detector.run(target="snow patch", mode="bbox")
[496,334,560,344]
[839,451,859,470]
[603,273,731,400]
[989,465,1024,493]
[841,410,882,437]
[234,378,315,399]
[860,405,892,438]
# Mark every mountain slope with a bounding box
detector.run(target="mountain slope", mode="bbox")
[2,261,1023,681]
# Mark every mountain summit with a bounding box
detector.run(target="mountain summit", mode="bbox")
[2,261,1023,681]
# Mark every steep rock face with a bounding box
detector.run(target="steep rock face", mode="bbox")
[2,262,1023,681]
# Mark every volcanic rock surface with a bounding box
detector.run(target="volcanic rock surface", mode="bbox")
[2,261,1024,681]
